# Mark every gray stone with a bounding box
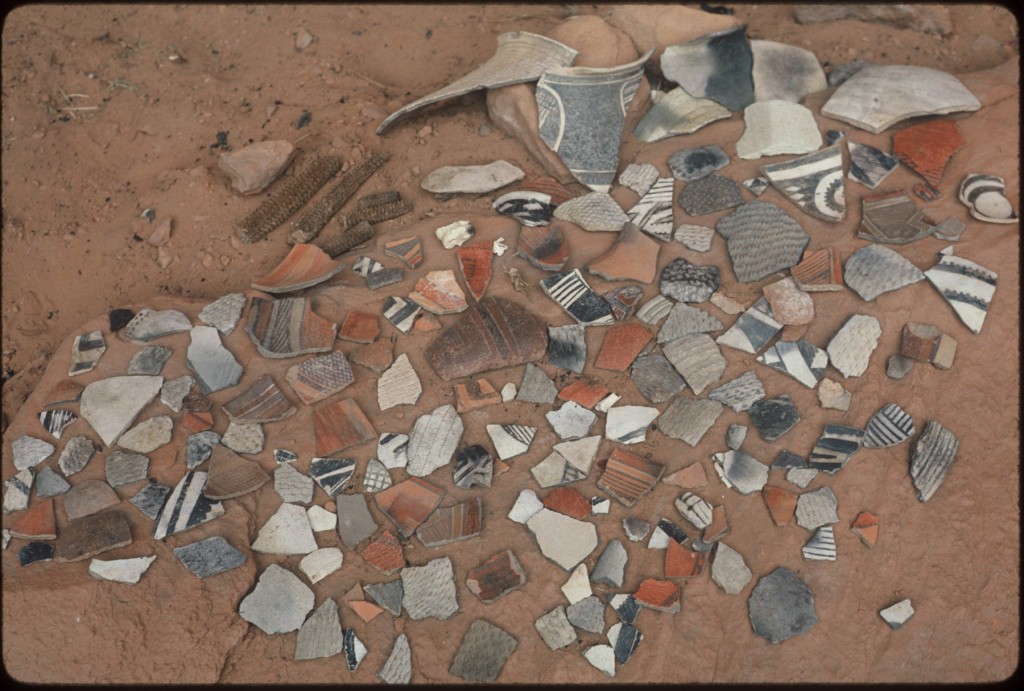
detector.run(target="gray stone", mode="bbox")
[422,160,524,194]
[34,466,71,497]
[2,469,33,514]
[365,580,404,616]
[547,324,587,373]
[884,354,917,380]
[623,517,651,542]
[58,435,97,477]
[658,303,723,343]
[795,486,839,530]
[198,293,246,334]
[910,421,959,502]
[406,404,463,477]
[659,398,723,446]
[663,333,726,395]
[880,599,915,629]
[526,507,598,570]
[160,375,194,413]
[661,25,754,112]
[299,547,344,584]
[251,502,318,555]
[117,416,173,454]
[712,542,752,594]
[79,375,163,447]
[129,481,171,520]
[713,450,769,495]
[517,363,558,404]
[275,463,314,504]
[591,539,628,587]
[186,431,221,469]
[335,493,378,548]
[449,619,518,683]
[546,402,596,440]
[535,606,577,650]
[127,346,172,375]
[660,258,719,303]
[239,564,315,634]
[124,308,191,341]
[844,244,925,301]
[219,141,297,195]
[187,325,243,394]
[104,451,149,487]
[748,567,818,643]
[605,405,659,444]
[63,479,120,521]
[630,353,686,404]
[827,314,882,377]
[173,535,247,578]
[12,436,55,471]
[709,371,766,412]
[669,145,729,181]
[718,202,809,282]
[736,100,822,159]
[567,595,606,634]
[750,40,826,103]
[748,395,800,442]
[821,64,979,134]
[295,598,343,660]
[727,424,747,450]
[88,555,157,584]
[221,421,264,455]
[377,633,412,684]
[618,163,660,196]
[401,557,459,620]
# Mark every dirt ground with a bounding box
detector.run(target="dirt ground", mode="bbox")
[1,3,1020,685]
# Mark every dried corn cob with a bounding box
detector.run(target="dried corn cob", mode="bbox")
[317,220,374,258]
[337,198,413,231]
[235,155,341,244]
[357,190,401,210]
[288,151,390,244]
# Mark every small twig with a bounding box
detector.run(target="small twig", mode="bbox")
[59,106,99,112]
[343,67,389,91]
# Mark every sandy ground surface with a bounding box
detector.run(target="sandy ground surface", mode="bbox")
[1,3,1019,684]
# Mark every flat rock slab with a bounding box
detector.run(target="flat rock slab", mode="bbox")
[736,100,822,159]
[425,297,547,381]
[63,479,120,521]
[104,451,150,487]
[748,567,818,643]
[117,416,173,454]
[406,404,462,476]
[294,598,343,661]
[79,375,163,447]
[173,535,247,578]
[718,202,810,282]
[821,64,980,134]
[88,555,156,584]
[527,507,598,570]
[449,619,518,683]
[124,309,191,342]
[239,563,315,634]
[844,244,925,301]
[251,502,318,554]
[187,326,243,394]
[335,493,378,548]
[12,436,55,471]
[55,510,132,562]
[827,314,882,378]
[421,160,524,193]
[659,397,723,446]
[402,556,459,620]
[711,542,752,594]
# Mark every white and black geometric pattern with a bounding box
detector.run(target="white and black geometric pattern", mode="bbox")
[540,269,614,326]
[39,409,77,439]
[309,457,356,497]
[453,445,493,489]
[802,525,837,561]
[808,424,864,474]
[154,470,224,539]
[910,421,959,502]
[847,141,899,189]
[486,423,537,460]
[924,251,997,334]
[716,298,782,354]
[675,492,713,530]
[362,458,393,493]
[377,433,409,469]
[862,403,916,448]
[757,339,828,388]
[492,191,556,227]
[382,296,421,334]
[627,178,675,242]
[761,144,846,223]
